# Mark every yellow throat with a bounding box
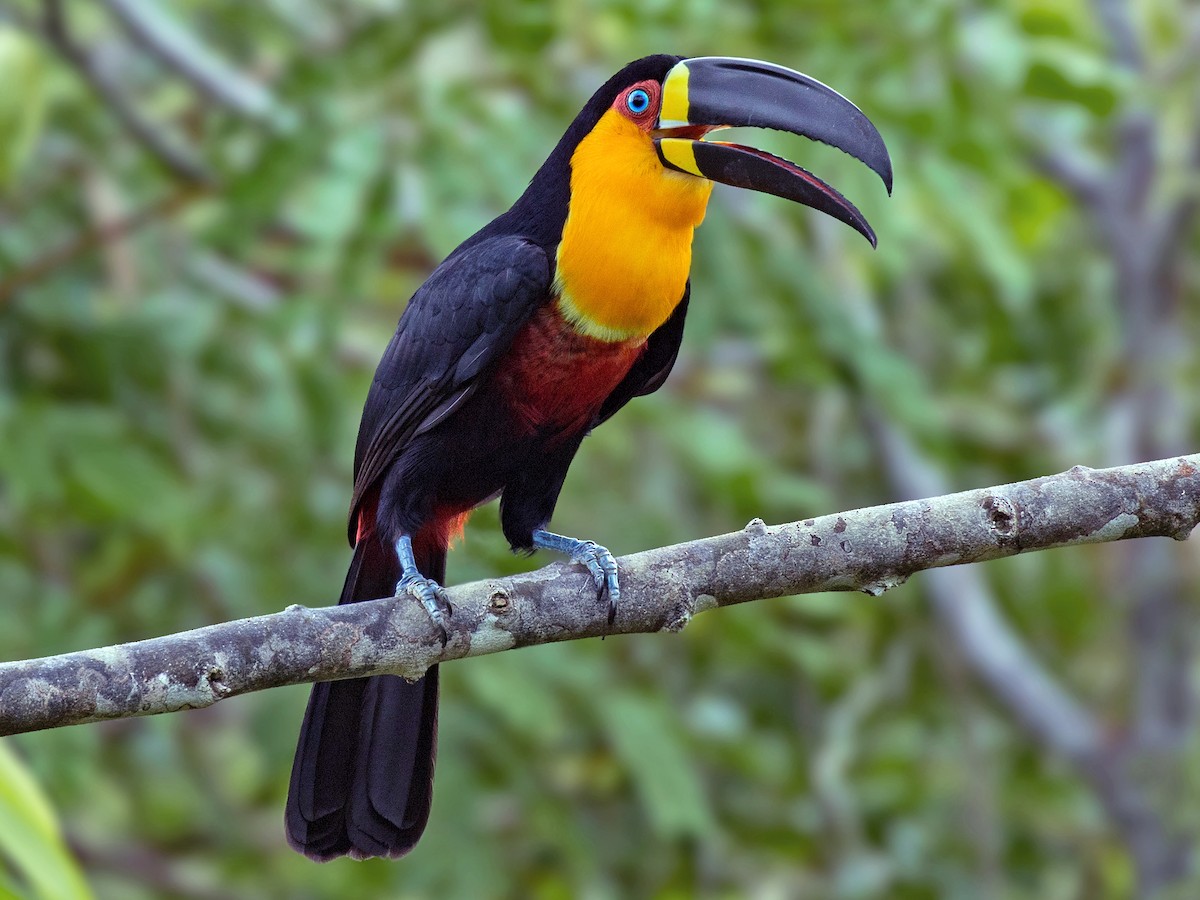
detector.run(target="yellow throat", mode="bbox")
[555,109,714,342]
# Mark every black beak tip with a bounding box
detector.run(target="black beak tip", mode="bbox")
[851,215,878,249]
[858,140,893,196]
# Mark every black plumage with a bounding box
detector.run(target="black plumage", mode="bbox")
[286,56,689,862]
[284,48,890,861]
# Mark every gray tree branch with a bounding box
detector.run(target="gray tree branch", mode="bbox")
[39,0,213,184]
[2,454,1197,737]
[866,414,1106,762]
[1052,4,1200,889]
[1093,0,1144,70]
[97,0,284,124]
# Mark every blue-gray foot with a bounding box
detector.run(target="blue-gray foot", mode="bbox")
[394,535,451,644]
[532,529,620,624]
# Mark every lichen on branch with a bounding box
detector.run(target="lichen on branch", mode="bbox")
[1,454,1197,737]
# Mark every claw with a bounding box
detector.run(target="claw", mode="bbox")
[394,535,452,646]
[396,573,451,645]
[531,529,620,625]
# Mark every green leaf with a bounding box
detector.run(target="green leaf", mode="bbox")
[0,27,48,187]
[0,741,93,900]
[598,692,715,839]
[66,440,183,531]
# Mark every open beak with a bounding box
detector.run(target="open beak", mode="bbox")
[654,57,892,246]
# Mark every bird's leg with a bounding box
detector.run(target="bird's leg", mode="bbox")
[394,534,451,643]
[531,529,620,624]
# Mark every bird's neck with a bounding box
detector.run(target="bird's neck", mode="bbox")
[553,110,713,342]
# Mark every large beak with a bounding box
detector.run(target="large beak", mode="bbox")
[654,57,892,246]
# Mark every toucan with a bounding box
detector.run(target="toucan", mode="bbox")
[285,53,891,861]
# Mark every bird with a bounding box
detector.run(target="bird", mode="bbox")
[285,53,891,861]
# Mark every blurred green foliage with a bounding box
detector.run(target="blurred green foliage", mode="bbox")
[0,741,91,900]
[0,0,1198,897]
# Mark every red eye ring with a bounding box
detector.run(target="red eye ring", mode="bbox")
[615,80,660,124]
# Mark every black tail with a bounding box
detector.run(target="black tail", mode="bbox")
[285,536,441,861]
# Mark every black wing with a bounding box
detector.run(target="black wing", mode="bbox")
[349,236,550,533]
[591,284,690,429]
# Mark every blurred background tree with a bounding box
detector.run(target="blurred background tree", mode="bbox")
[0,0,1198,897]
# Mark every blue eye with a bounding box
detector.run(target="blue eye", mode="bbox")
[626,89,651,114]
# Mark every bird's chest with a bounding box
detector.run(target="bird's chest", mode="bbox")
[494,302,645,437]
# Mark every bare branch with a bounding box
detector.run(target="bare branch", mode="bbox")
[1030,148,1108,211]
[1126,539,1195,747]
[96,0,283,123]
[1093,0,1144,70]
[1,454,1197,737]
[867,415,1107,760]
[39,0,213,184]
